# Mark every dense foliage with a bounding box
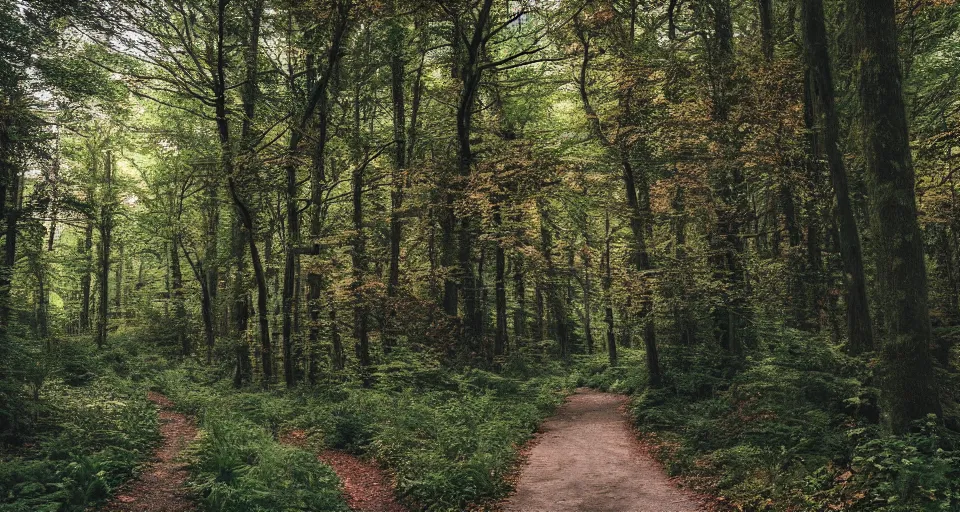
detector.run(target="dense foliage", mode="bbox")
[2,0,960,510]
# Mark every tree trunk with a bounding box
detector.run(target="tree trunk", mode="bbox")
[114,241,123,312]
[513,253,527,341]
[758,0,774,61]
[231,219,251,387]
[539,202,568,358]
[622,156,662,387]
[604,209,617,366]
[282,4,349,388]
[351,162,371,375]
[96,151,113,348]
[171,239,188,355]
[453,0,494,350]
[0,106,15,331]
[80,220,93,332]
[802,0,874,354]
[330,300,344,370]
[204,180,219,338]
[386,16,406,353]
[494,209,508,358]
[215,0,268,385]
[849,0,942,433]
[575,14,659,382]
[582,244,594,354]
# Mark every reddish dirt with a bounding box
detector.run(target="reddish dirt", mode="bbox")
[281,429,407,512]
[500,388,708,512]
[102,392,198,512]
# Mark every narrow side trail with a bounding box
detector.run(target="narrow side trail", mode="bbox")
[102,392,197,512]
[281,430,407,512]
[502,388,705,512]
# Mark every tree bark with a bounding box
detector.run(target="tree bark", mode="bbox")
[452,0,495,349]
[801,0,874,354]
[351,160,371,374]
[114,241,123,311]
[171,239,188,355]
[582,244,594,354]
[96,151,113,348]
[604,209,617,366]
[513,252,527,340]
[494,208,508,358]
[282,3,349,387]
[539,201,568,358]
[80,220,93,332]
[758,0,774,61]
[215,0,270,385]
[849,0,942,433]
[385,16,407,353]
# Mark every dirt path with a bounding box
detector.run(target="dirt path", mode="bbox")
[282,430,406,512]
[102,392,197,512]
[502,388,705,512]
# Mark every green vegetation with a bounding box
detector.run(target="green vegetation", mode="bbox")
[577,339,960,511]
[0,335,158,511]
[3,0,960,511]
[156,351,573,510]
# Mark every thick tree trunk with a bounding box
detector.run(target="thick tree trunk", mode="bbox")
[0,107,15,330]
[758,0,774,61]
[849,0,942,433]
[204,181,219,338]
[215,0,269,385]
[282,4,349,387]
[622,156,662,387]
[351,163,371,374]
[452,0,494,350]
[305,6,351,375]
[802,0,874,354]
[672,187,693,345]
[231,219,251,387]
[386,17,407,353]
[440,200,458,316]
[539,202,568,358]
[330,301,345,371]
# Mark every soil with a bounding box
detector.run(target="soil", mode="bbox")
[500,388,707,512]
[101,392,197,512]
[281,429,407,512]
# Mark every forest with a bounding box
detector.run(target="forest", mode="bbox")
[2,0,960,510]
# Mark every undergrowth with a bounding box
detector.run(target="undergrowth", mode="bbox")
[0,334,159,512]
[577,332,960,511]
[155,347,573,511]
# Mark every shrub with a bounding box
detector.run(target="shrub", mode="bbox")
[188,408,349,512]
[0,376,158,512]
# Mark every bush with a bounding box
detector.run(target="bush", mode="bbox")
[848,418,960,511]
[612,329,960,512]
[188,408,349,512]
[0,376,158,512]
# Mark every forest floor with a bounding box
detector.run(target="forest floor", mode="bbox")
[102,392,197,512]
[281,429,407,512]
[500,388,707,512]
